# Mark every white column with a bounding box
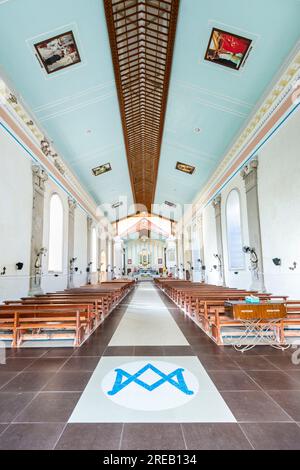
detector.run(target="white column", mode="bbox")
[191,214,206,283]
[166,236,177,276]
[185,225,193,281]
[212,195,226,286]
[29,164,48,296]
[241,158,266,292]
[67,197,77,288]
[86,217,93,284]
[106,237,113,280]
[113,236,124,278]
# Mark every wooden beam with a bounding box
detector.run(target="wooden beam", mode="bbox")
[103,0,179,212]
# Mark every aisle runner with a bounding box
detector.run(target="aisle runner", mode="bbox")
[109,284,189,346]
[69,283,236,423]
[69,356,236,423]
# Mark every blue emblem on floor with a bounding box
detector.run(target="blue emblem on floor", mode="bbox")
[107,363,194,396]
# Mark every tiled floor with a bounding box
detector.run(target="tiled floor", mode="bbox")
[0,283,300,450]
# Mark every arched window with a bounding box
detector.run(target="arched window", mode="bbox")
[48,194,64,272]
[226,189,245,270]
[91,227,97,272]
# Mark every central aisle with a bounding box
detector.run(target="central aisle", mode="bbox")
[69,282,236,424]
[109,283,189,346]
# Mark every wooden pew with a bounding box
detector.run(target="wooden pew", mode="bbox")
[279,301,300,343]
[0,279,134,348]
[0,304,92,347]
[156,279,289,345]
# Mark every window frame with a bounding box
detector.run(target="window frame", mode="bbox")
[48,192,64,273]
[225,188,245,271]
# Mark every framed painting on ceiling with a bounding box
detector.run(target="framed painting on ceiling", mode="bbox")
[204,28,252,71]
[34,31,81,74]
[176,161,195,175]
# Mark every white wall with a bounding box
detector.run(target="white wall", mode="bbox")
[258,109,300,299]
[0,126,32,302]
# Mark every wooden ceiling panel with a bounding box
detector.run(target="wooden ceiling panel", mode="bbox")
[104,0,179,212]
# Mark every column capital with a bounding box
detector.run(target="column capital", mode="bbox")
[212,194,222,207]
[87,216,93,229]
[241,157,259,192]
[241,157,258,177]
[32,164,48,192]
[68,197,77,213]
[212,195,222,217]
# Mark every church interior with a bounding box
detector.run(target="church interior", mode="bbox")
[0,0,300,453]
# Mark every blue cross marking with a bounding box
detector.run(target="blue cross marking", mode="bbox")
[107,363,194,396]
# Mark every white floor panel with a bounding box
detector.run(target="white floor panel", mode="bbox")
[69,356,236,423]
[109,284,188,346]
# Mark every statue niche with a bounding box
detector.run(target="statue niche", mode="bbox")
[139,249,151,268]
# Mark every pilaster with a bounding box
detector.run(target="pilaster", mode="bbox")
[28,164,48,295]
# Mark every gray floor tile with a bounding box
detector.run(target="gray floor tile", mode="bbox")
[232,355,277,370]
[0,392,36,422]
[6,348,48,358]
[285,370,300,383]
[182,423,252,450]
[198,354,241,370]
[162,346,194,356]
[134,346,164,356]
[43,348,75,358]
[221,391,292,422]
[0,372,18,390]
[0,423,65,450]
[72,345,106,357]
[121,424,185,450]
[247,370,300,390]
[241,422,300,450]
[14,392,81,423]
[264,355,300,371]
[43,371,93,392]
[55,423,122,450]
[0,358,35,372]
[192,344,227,356]
[226,346,293,357]
[1,371,55,392]
[25,357,67,372]
[104,346,135,356]
[268,390,300,421]
[207,370,260,391]
[0,424,8,436]
[60,356,100,371]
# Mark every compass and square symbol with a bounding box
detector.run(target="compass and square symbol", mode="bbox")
[69,357,236,423]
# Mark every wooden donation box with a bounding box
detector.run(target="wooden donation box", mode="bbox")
[225,301,287,321]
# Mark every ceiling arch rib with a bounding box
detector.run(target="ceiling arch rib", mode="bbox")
[104,0,180,212]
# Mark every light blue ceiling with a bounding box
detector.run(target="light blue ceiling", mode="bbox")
[0,0,299,221]
[0,0,134,215]
[155,0,300,217]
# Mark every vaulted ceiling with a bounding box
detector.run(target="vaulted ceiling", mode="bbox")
[0,0,299,221]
